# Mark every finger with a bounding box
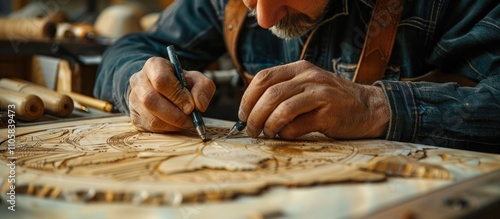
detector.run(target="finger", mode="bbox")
[276,100,356,140]
[246,79,304,137]
[261,89,321,138]
[144,57,195,114]
[185,70,216,112]
[276,111,324,140]
[129,90,189,132]
[130,72,192,130]
[239,60,313,122]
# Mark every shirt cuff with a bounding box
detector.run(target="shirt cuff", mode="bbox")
[373,81,418,142]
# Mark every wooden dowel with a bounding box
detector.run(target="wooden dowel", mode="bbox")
[0,18,56,39]
[0,78,73,117]
[0,88,44,121]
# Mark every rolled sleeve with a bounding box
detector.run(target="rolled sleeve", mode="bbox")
[375,78,500,153]
[374,81,418,143]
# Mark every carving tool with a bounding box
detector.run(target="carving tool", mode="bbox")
[166,45,208,142]
[227,120,246,138]
[73,101,90,113]
[62,91,113,112]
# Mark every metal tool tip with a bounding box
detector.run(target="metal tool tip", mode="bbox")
[201,134,210,142]
[226,131,234,139]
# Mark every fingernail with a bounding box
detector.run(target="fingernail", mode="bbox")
[264,126,278,138]
[238,107,246,119]
[247,123,262,138]
[183,103,193,115]
[251,132,260,138]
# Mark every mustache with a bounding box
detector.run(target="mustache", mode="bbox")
[249,8,256,17]
[249,8,318,39]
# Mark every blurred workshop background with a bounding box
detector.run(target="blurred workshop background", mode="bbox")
[0,0,242,123]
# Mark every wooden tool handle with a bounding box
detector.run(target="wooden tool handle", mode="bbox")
[0,18,56,39]
[0,78,73,117]
[0,88,44,121]
[63,92,113,112]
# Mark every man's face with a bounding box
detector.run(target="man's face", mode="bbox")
[243,0,330,39]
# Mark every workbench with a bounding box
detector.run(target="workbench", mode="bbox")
[1,115,498,218]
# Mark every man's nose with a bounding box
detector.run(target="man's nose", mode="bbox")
[245,0,287,29]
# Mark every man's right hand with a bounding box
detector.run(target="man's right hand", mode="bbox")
[128,57,216,132]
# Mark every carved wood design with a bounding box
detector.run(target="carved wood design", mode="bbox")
[1,116,499,205]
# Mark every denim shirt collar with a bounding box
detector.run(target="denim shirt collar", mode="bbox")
[323,0,350,22]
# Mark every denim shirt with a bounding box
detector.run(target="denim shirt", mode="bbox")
[94,0,500,152]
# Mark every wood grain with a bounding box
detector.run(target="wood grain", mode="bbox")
[1,116,499,205]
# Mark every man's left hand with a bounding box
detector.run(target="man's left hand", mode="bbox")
[239,60,390,140]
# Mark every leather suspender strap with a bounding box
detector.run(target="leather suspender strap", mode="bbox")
[222,0,476,87]
[224,0,404,86]
[353,0,404,84]
[223,0,253,86]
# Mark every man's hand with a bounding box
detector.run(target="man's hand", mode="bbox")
[128,57,216,132]
[239,60,390,140]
